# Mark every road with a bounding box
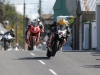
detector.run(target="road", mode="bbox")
[0,50,100,75]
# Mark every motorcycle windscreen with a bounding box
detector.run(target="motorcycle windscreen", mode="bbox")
[30,26,40,34]
[57,25,66,30]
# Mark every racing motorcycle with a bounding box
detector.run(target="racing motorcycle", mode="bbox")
[3,33,15,50]
[13,46,19,51]
[0,31,4,41]
[46,25,68,57]
[27,23,41,50]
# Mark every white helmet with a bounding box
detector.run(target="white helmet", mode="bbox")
[0,31,4,35]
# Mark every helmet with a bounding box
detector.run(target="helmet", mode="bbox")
[0,31,4,35]
[58,18,66,25]
[33,21,37,27]
[10,29,14,32]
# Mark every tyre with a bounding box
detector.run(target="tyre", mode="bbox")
[46,48,51,57]
[51,41,59,56]
[4,39,7,50]
[28,46,32,50]
[28,37,34,50]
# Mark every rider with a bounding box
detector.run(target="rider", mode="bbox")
[37,19,44,35]
[49,18,71,50]
[3,29,15,47]
[4,29,15,38]
[25,18,44,45]
[46,21,58,46]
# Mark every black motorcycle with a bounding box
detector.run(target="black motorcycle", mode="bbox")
[46,26,67,57]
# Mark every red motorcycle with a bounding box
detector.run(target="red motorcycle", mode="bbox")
[27,24,41,50]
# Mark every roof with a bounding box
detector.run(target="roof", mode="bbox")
[42,14,53,19]
[80,0,100,11]
[53,0,57,10]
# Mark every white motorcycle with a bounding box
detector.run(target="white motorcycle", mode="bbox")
[3,33,15,50]
[0,31,4,41]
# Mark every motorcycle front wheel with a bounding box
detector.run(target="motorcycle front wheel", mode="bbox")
[4,39,8,50]
[28,37,33,50]
[51,41,59,57]
[46,48,51,57]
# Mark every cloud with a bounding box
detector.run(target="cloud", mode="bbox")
[15,5,23,14]
[15,4,39,19]
[31,13,39,19]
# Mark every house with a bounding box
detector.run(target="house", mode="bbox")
[53,0,99,21]
[53,0,71,21]
[42,14,54,24]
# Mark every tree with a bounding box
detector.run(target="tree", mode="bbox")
[3,1,24,47]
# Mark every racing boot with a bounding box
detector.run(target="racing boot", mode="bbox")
[59,39,66,50]
[26,38,31,47]
[33,45,37,50]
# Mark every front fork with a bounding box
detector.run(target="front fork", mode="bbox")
[59,38,66,48]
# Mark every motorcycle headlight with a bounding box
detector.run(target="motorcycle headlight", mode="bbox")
[58,32,62,35]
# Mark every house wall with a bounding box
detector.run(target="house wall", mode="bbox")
[53,0,70,21]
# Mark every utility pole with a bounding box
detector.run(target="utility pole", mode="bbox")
[76,0,82,50]
[23,0,25,50]
[38,0,42,20]
[16,17,18,43]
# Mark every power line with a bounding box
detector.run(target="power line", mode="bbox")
[14,3,38,5]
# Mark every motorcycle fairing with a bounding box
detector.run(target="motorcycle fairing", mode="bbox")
[29,25,40,34]
[4,33,13,40]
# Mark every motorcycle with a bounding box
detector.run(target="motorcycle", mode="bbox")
[0,34,4,41]
[13,46,19,51]
[3,33,15,50]
[46,26,67,57]
[27,24,41,50]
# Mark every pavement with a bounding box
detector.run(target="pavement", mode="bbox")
[0,23,7,32]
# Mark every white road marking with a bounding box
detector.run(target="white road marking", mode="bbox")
[30,53,35,56]
[39,60,46,65]
[49,69,57,75]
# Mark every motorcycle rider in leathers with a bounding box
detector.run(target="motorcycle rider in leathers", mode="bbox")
[25,19,44,46]
[3,29,15,47]
[49,18,71,50]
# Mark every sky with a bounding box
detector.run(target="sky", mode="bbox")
[6,0,56,19]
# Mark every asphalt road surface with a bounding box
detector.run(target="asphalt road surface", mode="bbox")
[0,50,100,75]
